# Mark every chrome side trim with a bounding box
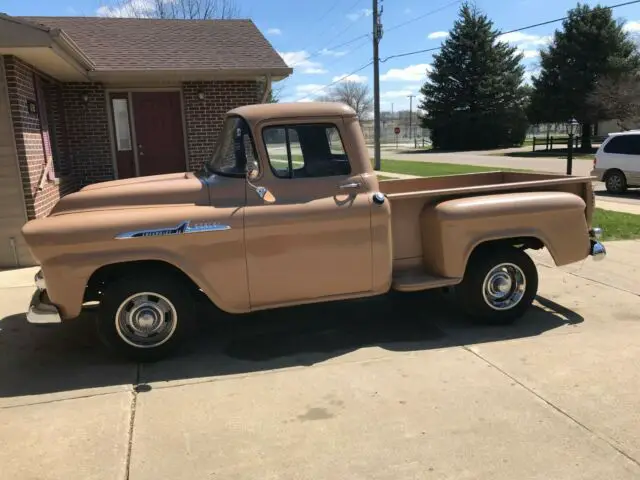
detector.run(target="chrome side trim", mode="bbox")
[115,220,231,239]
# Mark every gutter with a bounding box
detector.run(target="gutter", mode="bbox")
[49,28,95,71]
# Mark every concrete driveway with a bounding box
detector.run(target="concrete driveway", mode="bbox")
[1,242,640,479]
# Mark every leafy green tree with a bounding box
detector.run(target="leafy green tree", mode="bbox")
[419,3,528,150]
[528,3,640,150]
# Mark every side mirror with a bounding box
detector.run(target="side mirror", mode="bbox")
[256,186,276,204]
[246,161,259,181]
[246,161,276,203]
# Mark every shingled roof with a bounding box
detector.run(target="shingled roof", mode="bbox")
[18,16,291,74]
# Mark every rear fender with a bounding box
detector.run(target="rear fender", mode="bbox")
[420,191,590,278]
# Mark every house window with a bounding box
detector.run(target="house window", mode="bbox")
[262,124,351,178]
[112,98,132,151]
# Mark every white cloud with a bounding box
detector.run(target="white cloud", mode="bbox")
[427,31,449,40]
[498,32,552,48]
[347,8,373,21]
[304,68,328,74]
[332,74,367,83]
[623,21,640,32]
[381,64,431,82]
[519,49,539,59]
[267,28,282,35]
[295,84,330,100]
[97,0,154,17]
[320,48,348,57]
[278,50,326,74]
[523,66,541,85]
[381,90,413,98]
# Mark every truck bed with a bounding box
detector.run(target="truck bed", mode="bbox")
[379,171,593,199]
[381,171,595,290]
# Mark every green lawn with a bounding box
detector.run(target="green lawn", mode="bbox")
[592,209,640,241]
[380,158,521,176]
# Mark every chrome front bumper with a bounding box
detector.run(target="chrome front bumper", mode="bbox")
[589,228,606,262]
[27,270,62,324]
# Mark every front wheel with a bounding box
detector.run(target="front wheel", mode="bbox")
[97,275,195,361]
[456,247,538,325]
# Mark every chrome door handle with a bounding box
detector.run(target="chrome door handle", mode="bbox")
[339,182,361,190]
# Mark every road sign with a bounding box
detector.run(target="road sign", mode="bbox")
[394,127,401,135]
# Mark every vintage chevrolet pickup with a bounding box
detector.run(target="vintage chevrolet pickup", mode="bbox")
[22,102,606,360]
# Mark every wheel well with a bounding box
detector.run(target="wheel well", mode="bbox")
[604,168,625,180]
[471,237,545,259]
[84,260,202,302]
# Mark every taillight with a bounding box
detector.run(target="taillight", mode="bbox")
[593,157,597,168]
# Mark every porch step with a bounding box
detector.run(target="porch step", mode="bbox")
[392,267,460,292]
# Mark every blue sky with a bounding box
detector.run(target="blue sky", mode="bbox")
[4,0,640,111]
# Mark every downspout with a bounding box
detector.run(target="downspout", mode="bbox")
[260,74,272,103]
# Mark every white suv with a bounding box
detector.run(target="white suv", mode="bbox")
[592,131,640,193]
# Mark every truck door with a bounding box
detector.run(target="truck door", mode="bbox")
[245,120,373,308]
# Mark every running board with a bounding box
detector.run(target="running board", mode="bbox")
[392,268,461,292]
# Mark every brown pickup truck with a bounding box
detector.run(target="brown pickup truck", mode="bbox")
[22,102,606,360]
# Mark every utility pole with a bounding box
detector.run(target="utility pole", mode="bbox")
[391,103,394,117]
[373,0,383,170]
[407,94,415,140]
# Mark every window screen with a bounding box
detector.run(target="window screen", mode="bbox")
[263,124,351,178]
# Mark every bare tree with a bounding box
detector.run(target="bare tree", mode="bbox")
[101,0,240,19]
[588,73,640,130]
[319,81,374,120]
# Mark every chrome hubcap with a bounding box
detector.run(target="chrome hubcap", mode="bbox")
[115,292,178,348]
[482,263,526,311]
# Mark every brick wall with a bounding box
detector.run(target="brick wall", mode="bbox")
[182,80,261,171]
[60,83,113,185]
[4,56,77,220]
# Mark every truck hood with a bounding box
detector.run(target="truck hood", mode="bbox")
[50,172,210,216]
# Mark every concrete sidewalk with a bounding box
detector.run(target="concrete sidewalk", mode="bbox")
[1,241,639,479]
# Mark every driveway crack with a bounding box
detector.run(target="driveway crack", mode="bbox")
[462,345,640,469]
[125,363,140,480]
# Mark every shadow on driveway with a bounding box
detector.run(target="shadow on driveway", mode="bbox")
[0,291,583,399]
[594,190,640,201]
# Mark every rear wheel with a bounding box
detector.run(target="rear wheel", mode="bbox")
[605,170,627,194]
[97,274,195,361]
[457,247,538,325]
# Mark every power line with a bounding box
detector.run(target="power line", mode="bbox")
[386,0,462,33]
[292,0,369,66]
[295,0,351,55]
[302,61,374,99]
[381,0,640,63]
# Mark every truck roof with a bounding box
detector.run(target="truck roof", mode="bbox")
[229,102,357,122]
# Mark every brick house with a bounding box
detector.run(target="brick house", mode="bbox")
[0,14,291,267]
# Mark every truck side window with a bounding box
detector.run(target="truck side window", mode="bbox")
[263,124,351,178]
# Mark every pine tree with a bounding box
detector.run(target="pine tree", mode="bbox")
[528,3,640,150]
[419,3,528,150]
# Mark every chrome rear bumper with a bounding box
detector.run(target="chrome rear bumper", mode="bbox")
[27,270,62,324]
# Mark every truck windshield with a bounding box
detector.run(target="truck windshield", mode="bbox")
[205,116,255,178]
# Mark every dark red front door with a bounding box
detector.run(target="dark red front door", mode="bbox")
[132,92,186,176]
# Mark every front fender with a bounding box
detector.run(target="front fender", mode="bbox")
[23,205,248,319]
[420,191,590,278]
